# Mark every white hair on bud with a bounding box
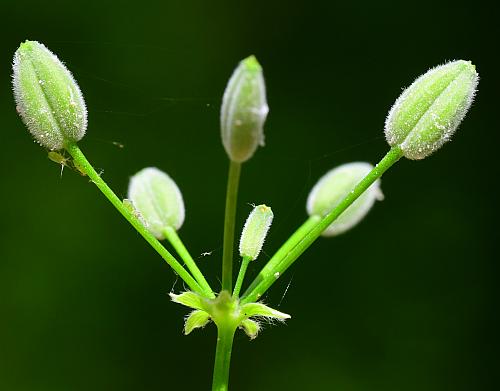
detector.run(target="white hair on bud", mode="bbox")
[12,41,87,150]
[385,60,478,160]
[239,204,274,260]
[128,167,185,239]
[307,162,382,236]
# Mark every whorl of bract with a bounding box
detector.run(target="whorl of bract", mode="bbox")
[385,60,478,160]
[12,40,87,150]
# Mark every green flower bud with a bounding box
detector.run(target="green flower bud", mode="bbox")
[385,60,478,160]
[220,55,268,163]
[12,40,87,150]
[307,162,383,236]
[239,204,273,260]
[128,167,185,239]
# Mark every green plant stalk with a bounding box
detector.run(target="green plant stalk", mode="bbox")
[242,215,321,297]
[163,226,215,298]
[212,324,237,391]
[65,143,205,296]
[232,256,252,297]
[221,160,242,291]
[241,146,403,304]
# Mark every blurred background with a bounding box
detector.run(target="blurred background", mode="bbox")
[0,0,497,390]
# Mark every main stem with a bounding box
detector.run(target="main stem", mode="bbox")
[212,324,237,391]
[65,143,205,296]
[221,160,242,291]
[241,147,403,304]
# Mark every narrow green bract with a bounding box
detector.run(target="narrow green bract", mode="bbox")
[220,55,269,163]
[385,60,478,159]
[128,167,185,239]
[239,319,260,340]
[307,162,383,236]
[170,291,207,311]
[185,310,211,335]
[239,204,273,260]
[12,41,87,150]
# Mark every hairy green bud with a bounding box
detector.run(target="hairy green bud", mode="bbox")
[220,55,269,163]
[307,162,383,236]
[128,167,185,239]
[239,204,273,260]
[12,40,87,150]
[385,60,478,160]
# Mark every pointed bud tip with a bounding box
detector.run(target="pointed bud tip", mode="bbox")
[242,55,261,72]
[19,40,47,51]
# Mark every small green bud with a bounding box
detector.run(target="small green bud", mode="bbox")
[220,55,269,163]
[12,41,87,150]
[239,204,274,260]
[385,60,478,159]
[128,167,185,239]
[307,162,383,236]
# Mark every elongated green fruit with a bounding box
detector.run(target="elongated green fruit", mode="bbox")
[12,40,87,150]
[128,167,185,239]
[220,55,269,163]
[307,162,383,236]
[385,60,478,159]
[239,204,273,260]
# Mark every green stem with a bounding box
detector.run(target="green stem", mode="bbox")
[212,324,237,391]
[65,143,205,296]
[241,215,321,299]
[241,147,403,304]
[221,160,242,292]
[232,256,252,298]
[163,226,215,298]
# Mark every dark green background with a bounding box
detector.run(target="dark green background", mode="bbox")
[0,1,497,390]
